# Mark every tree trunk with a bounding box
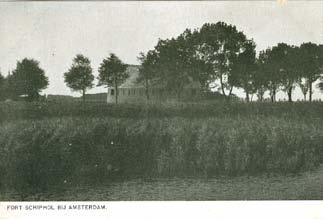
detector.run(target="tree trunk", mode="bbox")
[106,87,109,104]
[228,85,233,96]
[309,81,313,102]
[245,91,250,102]
[270,88,276,103]
[114,81,118,104]
[303,93,306,101]
[257,88,264,102]
[82,89,85,103]
[220,74,227,97]
[287,86,292,102]
[145,78,149,101]
[260,95,264,102]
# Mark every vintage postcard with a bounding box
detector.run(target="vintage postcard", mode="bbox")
[0,0,323,218]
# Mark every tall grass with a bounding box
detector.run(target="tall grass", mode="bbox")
[0,117,322,194]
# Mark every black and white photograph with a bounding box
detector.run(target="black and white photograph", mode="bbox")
[1,1,323,203]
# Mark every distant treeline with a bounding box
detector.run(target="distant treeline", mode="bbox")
[1,21,323,102]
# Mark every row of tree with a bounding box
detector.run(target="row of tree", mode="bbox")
[1,21,323,102]
[138,22,323,102]
[0,54,128,103]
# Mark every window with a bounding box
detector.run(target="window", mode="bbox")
[111,89,114,95]
[123,89,125,95]
[128,89,131,96]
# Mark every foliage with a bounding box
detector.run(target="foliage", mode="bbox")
[64,54,94,102]
[273,43,300,102]
[298,43,323,101]
[9,58,48,101]
[139,22,323,102]
[139,30,209,99]
[98,53,128,104]
[192,22,251,97]
[230,40,257,101]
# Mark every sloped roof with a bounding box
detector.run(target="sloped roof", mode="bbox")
[119,65,143,88]
[119,65,201,89]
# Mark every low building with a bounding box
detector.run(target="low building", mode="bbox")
[106,65,202,103]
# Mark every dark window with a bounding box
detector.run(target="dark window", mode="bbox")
[111,89,114,95]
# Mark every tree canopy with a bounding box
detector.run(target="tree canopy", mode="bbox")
[9,58,48,101]
[98,53,128,104]
[64,54,94,102]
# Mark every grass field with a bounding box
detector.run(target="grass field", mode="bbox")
[3,164,323,201]
[0,100,323,200]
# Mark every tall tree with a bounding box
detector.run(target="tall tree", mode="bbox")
[98,53,128,104]
[139,30,209,100]
[257,48,283,102]
[64,54,94,103]
[10,58,48,101]
[273,43,300,102]
[230,40,257,102]
[193,22,249,97]
[253,54,269,102]
[137,51,157,101]
[152,37,192,99]
[299,43,323,102]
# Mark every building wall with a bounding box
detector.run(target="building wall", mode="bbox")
[107,87,201,103]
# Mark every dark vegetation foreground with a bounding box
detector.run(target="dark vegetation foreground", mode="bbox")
[3,164,323,201]
[0,101,323,200]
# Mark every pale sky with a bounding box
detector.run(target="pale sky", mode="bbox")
[1,1,323,100]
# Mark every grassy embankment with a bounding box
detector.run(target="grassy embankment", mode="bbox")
[0,100,323,199]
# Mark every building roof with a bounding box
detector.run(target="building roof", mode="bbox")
[119,65,143,88]
[119,65,201,89]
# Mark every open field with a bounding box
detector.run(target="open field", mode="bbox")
[0,101,323,200]
[1,100,323,121]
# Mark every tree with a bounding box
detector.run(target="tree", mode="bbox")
[253,54,269,102]
[98,53,128,104]
[137,51,157,101]
[273,43,300,102]
[64,54,94,103]
[193,22,249,97]
[230,40,257,102]
[299,43,323,102]
[10,58,48,101]
[138,30,209,100]
[257,47,284,102]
